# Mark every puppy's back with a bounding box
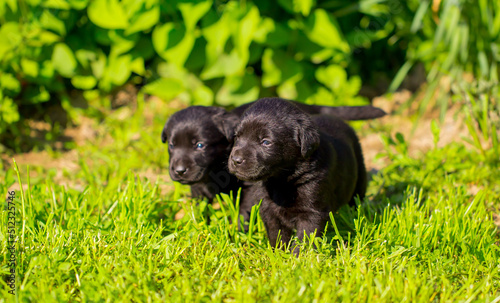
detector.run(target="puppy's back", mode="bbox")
[312,115,367,204]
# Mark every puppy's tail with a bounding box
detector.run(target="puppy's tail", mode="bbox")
[316,105,387,120]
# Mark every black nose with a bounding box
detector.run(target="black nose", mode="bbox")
[231,155,244,165]
[175,166,187,175]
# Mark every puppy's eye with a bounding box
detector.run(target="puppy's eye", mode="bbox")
[168,143,174,149]
[195,142,205,149]
[261,139,271,146]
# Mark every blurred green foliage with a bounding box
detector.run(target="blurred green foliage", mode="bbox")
[0,0,499,142]
[388,0,500,119]
[390,0,500,90]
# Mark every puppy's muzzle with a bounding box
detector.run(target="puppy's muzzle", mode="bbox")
[173,165,187,176]
[231,155,244,166]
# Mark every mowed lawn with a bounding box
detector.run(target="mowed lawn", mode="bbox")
[1,100,499,302]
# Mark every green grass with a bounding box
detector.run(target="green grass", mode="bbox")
[1,99,499,302]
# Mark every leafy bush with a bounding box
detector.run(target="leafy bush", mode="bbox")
[0,0,397,142]
[1,0,499,147]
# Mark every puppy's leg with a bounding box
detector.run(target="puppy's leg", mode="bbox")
[294,215,327,256]
[237,204,252,232]
[263,217,293,250]
[237,183,261,232]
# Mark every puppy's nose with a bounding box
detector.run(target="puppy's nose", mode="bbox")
[231,155,244,166]
[175,166,187,175]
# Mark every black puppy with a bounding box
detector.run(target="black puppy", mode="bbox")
[162,100,377,225]
[228,97,366,253]
[162,106,260,226]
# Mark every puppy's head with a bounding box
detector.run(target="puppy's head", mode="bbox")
[161,106,239,184]
[228,98,320,181]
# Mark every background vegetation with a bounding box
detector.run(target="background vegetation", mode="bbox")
[1,0,499,302]
[1,0,499,150]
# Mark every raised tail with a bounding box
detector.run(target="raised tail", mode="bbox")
[314,105,386,120]
[285,101,386,120]
[232,99,387,120]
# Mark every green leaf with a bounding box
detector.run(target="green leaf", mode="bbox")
[278,0,315,16]
[235,6,260,64]
[91,50,107,79]
[125,2,160,35]
[152,23,195,67]
[142,78,185,101]
[0,73,21,96]
[21,58,40,78]
[294,31,334,63]
[40,61,55,80]
[41,0,71,9]
[0,22,21,58]
[200,50,244,79]
[156,62,188,79]
[395,133,405,144]
[306,86,335,105]
[178,0,213,32]
[262,48,303,87]
[202,10,232,64]
[39,31,61,45]
[108,31,140,56]
[71,75,97,90]
[315,65,347,92]
[276,80,298,100]
[40,10,67,36]
[0,96,20,124]
[254,18,290,47]
[130,57,145,76]
[76,49,96,70]
[107,54,132,86]
[191,84,214,105]
[216,72,259,106]
[68,0,89,10]
[4,0,18,13]
[303,9,349,53]
[52,43,78,78]
[88,0,129,29]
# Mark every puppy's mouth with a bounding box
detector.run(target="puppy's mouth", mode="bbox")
[229,165,268,182]
[172,178,196,185]
[169,169,205,184]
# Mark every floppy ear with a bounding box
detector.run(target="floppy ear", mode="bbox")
[161,127,168,143]
[161,117,173,143]
[296,118,320,158]
[212,110,240,141]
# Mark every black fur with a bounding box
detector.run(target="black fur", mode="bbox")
[161,106,254,225]
[228,97,366,254]
[162,99,377,226]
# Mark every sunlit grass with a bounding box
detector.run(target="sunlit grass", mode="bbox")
[1,100,499,302]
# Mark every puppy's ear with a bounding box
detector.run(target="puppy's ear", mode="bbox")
[161,119,171,143]
[212,110,240,141]
[296,118,320,158]
[161,127,168,143]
